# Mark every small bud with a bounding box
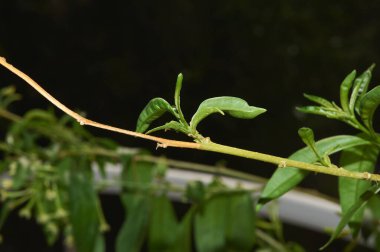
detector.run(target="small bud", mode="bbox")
[37,213,50,224]
[1,179,13,189]
[55,208,68,218]
[19,207,32,219]
[45,190,57,201]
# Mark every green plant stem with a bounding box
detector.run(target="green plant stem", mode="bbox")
[2,56,380,182]
[200,142,380,181]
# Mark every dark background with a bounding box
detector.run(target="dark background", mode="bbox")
[0,0,380,251]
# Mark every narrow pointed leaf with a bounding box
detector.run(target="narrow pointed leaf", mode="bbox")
[136,98,178,133]
[303,94,334,108]
[359,85,380,133]
[258,135,371,208]
[296,106,348,119]
[148,195,178,252]
[320,185,380,250]
[340,70,357,113]
[146,121,187,135]
[298,127,317,152]
[350,64,375,114]
[354,64,375,114]
[338,144,379,237]
[190,96,266,130]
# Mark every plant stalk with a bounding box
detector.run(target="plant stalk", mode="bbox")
[2,57,380,182]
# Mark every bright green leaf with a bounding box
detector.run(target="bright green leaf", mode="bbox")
[340,70,357,113]
[338,144,379,237]
[303,94,334,108]
[320,185,380,250]
[359,85,380,134]
[258,135,372,209]
[136,98,178,133]
[352,64,375,114]
[296,106,348,120]
[190,96,266,130]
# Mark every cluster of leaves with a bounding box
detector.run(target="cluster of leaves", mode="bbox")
[258,65,380,249]
[135,67,380,250]
[0,87,302,251]
[136,73,266,142]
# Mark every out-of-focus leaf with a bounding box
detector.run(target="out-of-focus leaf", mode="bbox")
[68,158,100,252]
[171,208,194,252]
[339,144,379,237]
[321,185,380,250]
[116,156,155,252]
[190,96,266,130]
[136,98,178,133]
[116,194,151,252]
[258,135,371,209]
[148,195,178,252]
[340,70,357,113]
[195,192,256,252]
[93,234,105,252]
[225,192,256,251]
[185,181,206,203]
[359,85,380,134]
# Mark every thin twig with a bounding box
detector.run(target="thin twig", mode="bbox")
[0,57,199,150]
[2,56,380,182]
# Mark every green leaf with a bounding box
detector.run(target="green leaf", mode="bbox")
[171,208,194,252]
[195,192,256,252]
[359,85,380,134]
[116,194,151,252]
[338,144,379,237]
[298,127,331,166]
[174,73,188,126]
[320,185,380,250]
[340,70,357,113]
[146,120,187,135]
[296,106,348,120]
[136,98,178,133]
[116,156,155,252]
[258,135,372,209]
[190,96,266,130]
[351,64,375,114]
[68,158,100,252]
[303,94,334,108]
[148,195,178,252]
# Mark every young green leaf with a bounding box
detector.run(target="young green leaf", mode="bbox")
[340,70,357,113]
[338,144,379,237]
[303,94,334,108]
[190,96,266,130]
[320,185,380,250]
[174,73,188,126]
[148,195,178,252]
[298,127,331,166]
[359,85,380,134]
[146,120,188,135]
[350,64,375,115]
[296,106,348,120]
[258,135,372,209]
[136,98,178,133]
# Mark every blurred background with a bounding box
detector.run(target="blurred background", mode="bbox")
[1,0,380,251]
